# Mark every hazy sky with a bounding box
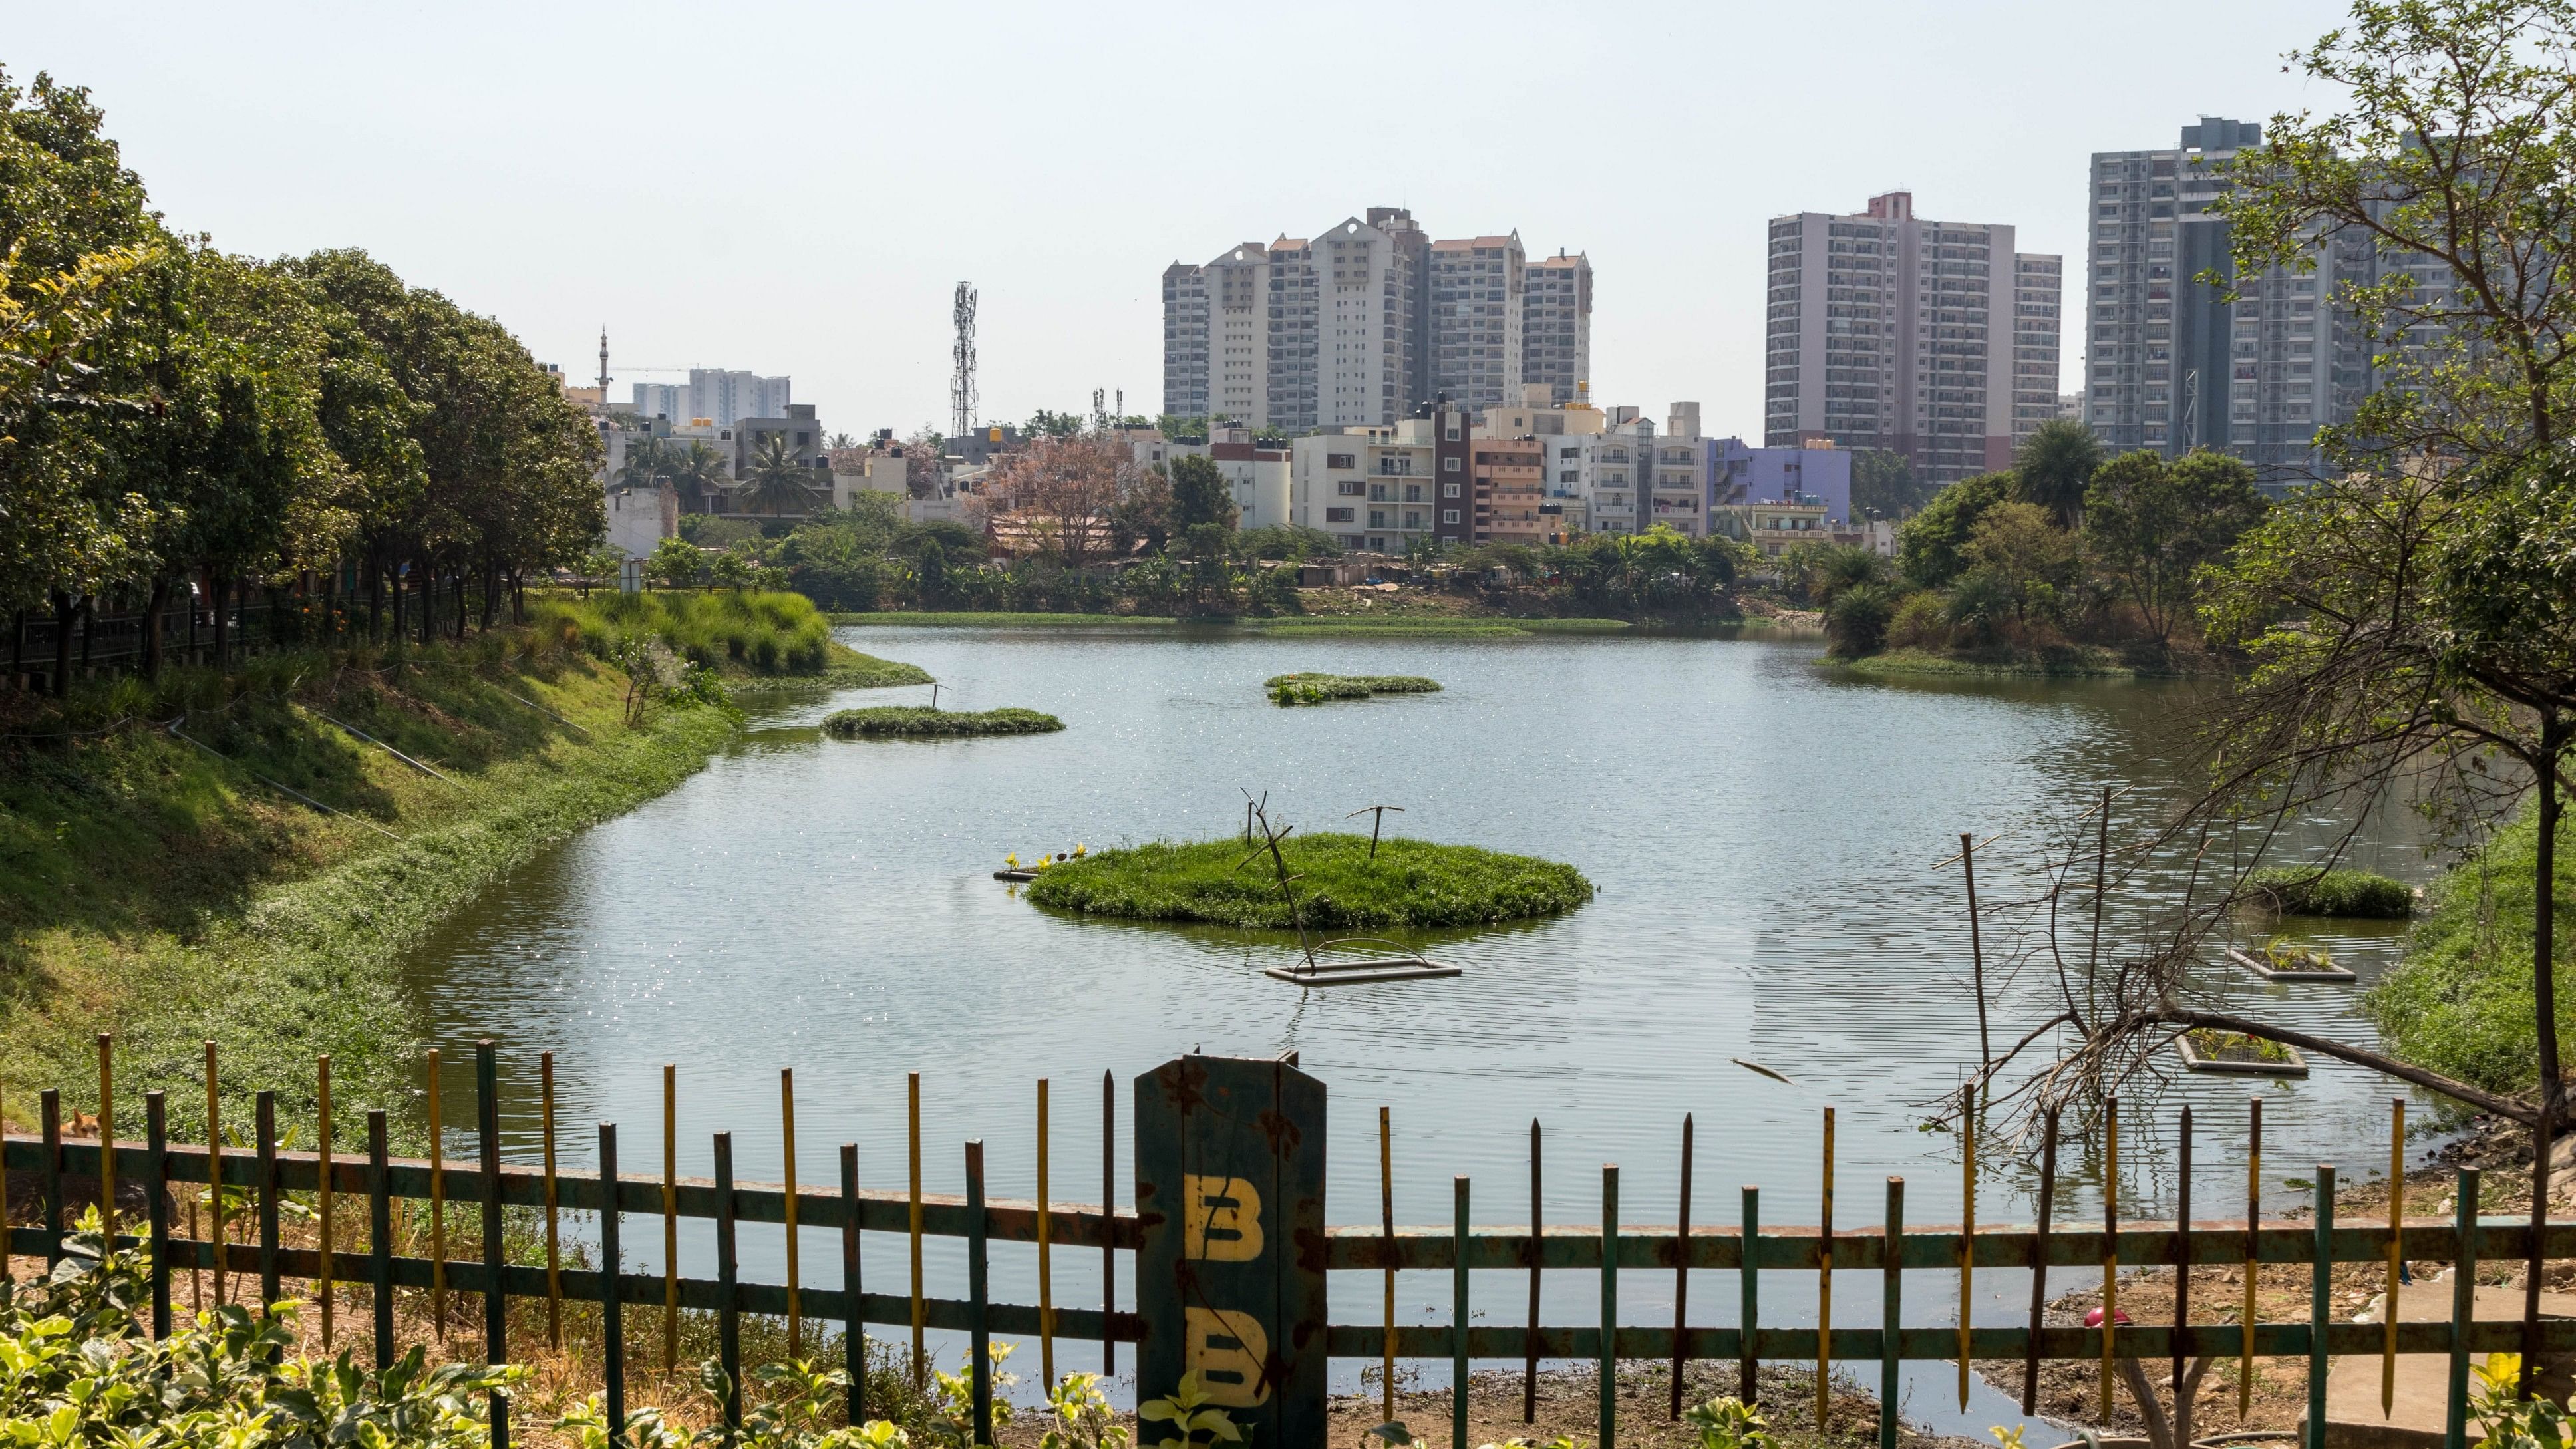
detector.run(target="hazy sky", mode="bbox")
[5,1,2353,441]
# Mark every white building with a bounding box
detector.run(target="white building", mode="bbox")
[1764,190,2061,484]
[1290,416,1441,554]
[1429,234,1524,412]
[1522,251,1593,406]
[629,369,792,428]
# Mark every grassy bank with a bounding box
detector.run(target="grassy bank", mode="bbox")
[0,635,748,1142]
[1828,643,2233,679]
[824,610,1635,637]
[2370,803,2576,1097]
[822,706,1063,738]
[829,611,1180,627]
[1025,833,1592,929]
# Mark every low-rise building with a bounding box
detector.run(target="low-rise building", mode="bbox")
[1289,417,1442,554]
[1714,500,1833,557]
[1711,436,1854,524]
[1470,434,1545,548]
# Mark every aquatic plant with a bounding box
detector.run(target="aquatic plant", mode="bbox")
[1024,832,1591,929]
[822,707,1064,738]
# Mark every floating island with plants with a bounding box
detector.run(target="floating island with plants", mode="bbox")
[2177,1027,2309,1077]
[2245,866,2413,918]
[1021,832,1591,929]
[2226,940,2359,983]
[822,706,1064,738]
[1265,673,1441,706]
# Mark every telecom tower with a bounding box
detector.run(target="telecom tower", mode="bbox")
[949,283,977,442]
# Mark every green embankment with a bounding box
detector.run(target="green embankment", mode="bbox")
[821,706,1064,738]
[824,611,1632,638]
[2370,805,2576,1098]
[830,611,1180,628]
[1023,833,1593,929]
[0,602,929,1140]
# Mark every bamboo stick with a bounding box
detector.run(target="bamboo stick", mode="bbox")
[426,1048,446,1342]
[542,1052,561,1350]
[663,1063,679,1377]
[96,1035,114,1243]
[1380,1105,1396,1426]
[318,1056,334,1349]
[1818,1106,1835,1432]
[2020,1106,2059,1414]
[2384,1097,2404,1417]
[1525,1117,1541,1425]
[1958,1084,1974,1411]
[205,1042,224,1305]
[1037,1078,1055,1390]
[783,1067,802,1359]
[909,1070,925,1386]
[2100,1096,2118,1424]
[1671,1113,1693,1420]
[2241,1098,2261,1420]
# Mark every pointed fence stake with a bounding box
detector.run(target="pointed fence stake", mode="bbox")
[782,1068,802,1359]
[2022,1106,2059,1414]
[2384,1097,2405,1418]
[1037,1078,1056,1390]
[662,1064,680,1379]
[1818,1106,1836,1432]
[1454,1174,1471,1449]
[2241,1098,2262,1421]
[1671,1113,1694,1418]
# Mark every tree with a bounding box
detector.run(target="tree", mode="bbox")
[1023,408,1084,439]
[2211,0,2576,474]
[1848,448,1932,518]
[1895,471,2011,587]
[1824,583,1899,658]
[709,549,755,591]
[1962,500,2078,628]
[667,441,730,513]
[1779,542,1887,608]
[1168,454,1236,532]
[2011,418,2101,527]
[646,536,701,590]
[740,434,816,518]
[2081,449,2267,645]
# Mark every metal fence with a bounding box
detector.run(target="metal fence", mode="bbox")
[4,1042,2557,1449]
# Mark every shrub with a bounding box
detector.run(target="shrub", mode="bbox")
[1263,673,1441,705]
[530,590,834,677]
[1887,590,1949,649]
[2248,866,2413,918]
[1824,583,1898,658]
[1025,833,1593,929]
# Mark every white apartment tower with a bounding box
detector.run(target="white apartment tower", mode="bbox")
[2086,117,2391,472]
[1524,251,1593,404]
[1163,208,1585,429]
[629,370,790,428]
[1764,191,2061,483]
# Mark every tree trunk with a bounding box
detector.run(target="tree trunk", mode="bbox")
[142,576,170,680]
[367,556,384,639]
[2527,709,2567,1395]
[209,575,232,669]
[48,589,77,697]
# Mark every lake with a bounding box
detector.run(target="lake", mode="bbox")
[401,627,2438,1426]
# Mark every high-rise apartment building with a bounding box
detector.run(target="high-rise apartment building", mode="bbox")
[1524,251,1593,404]
[629,369,792,428]
[2086,117,2390,472]
[1764,191,2061,484]
[1163,209,1587,430]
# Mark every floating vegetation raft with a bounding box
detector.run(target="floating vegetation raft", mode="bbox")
[1025,832,1590,929]
[1265,673,1442,706]
[821,706,1064,738]
[2246,866,2413,918]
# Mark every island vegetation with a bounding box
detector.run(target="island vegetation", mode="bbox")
[1265,673,1441,705]
[1023,833,1592,929]
[821,705,1064,738]
[2245,866,2412,919]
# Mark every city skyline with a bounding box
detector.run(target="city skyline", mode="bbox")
[2,0,2352,440]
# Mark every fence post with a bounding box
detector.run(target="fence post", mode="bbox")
[39,1089,61,1267]
[1879,1178,1903,1449]
[144,1091,170,1339]
[256,1092,279,1312]
[599,1122,625,1448]
[2444,1168,2478,1449]
[967,1140,991,1448]
[2307,1166,2334,1449]
[1454,1175,1470,1449]
[841,1143,864,1426]
[369,1111,393,1370]
[1134,1054,1327,1449]
[1739,1186,1760,1405]
[476,1043,509,1449]
[715,1132,741,1435]
[1601,1164,1619,1449]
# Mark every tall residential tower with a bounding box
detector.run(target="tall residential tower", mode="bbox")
[1764,191,2061,484]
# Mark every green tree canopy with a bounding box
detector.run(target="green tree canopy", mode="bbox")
[2011,419,2102,527]
[1895,470,2012,588]
[2081,448,2266,645]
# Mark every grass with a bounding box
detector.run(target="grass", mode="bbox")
[0,632,744,1146]
[1246,620,1530,638]
[820,706,1064,738]
[531,589,834,675]
[2247,865,2414,918]
[1023,832,1592,929]
[726,641,931,696]
[828,611,1180,627]
[1263,673,1442,705]
[2186,1027,2296,1064]
[2256,940,2341,973]
[1828,645,2140,678]
[2370,803,2576,1097]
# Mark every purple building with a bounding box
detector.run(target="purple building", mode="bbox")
[1710,438,1854,523]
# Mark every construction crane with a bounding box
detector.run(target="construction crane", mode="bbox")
[950,283,978,441]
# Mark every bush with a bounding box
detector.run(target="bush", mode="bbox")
[530,589,834,677]
[1887,590,1949,649]
[2248,866,2414,918]
[1824,583,1899,658]
[822,707,1064,738]
[2370,806,2575,1096]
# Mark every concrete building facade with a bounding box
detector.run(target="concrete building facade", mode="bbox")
[1764,191,2061,484]
[629,369,792,428]
[2084,116,2398,474]
[1523,251,1593,405]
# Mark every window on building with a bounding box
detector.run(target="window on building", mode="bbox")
[1443,508,1460,524]
[1444,481,1460,498]
[1444,456,1462,472]
[1327,452,1355,469]
[1325,507,1355,522]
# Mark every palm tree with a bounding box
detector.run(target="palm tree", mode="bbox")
[614,436,674,492]
[741,434,818,518]
[2012,419,2102,528]
[667,441,731,514]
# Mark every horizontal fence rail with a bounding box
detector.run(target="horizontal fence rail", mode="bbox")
[1,1045,2549,1449]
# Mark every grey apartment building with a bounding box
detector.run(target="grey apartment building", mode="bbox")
[2084,116,2402,474]
[1764,191,2062,484]
[1162,208,1591,429]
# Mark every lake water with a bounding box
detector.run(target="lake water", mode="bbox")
[401,627,2440,1428]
